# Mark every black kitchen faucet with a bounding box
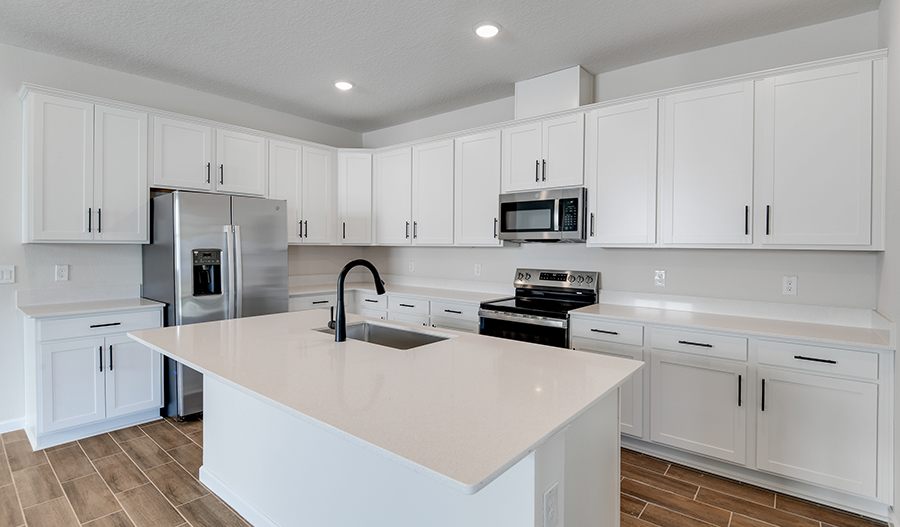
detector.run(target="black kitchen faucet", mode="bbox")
[329,259,386,342]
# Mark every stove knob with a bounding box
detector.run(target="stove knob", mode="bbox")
[524,273,531,280]
[517,272,524,280]
[568,275,576,283]
[577,275,584,283]
[585,276,594,284]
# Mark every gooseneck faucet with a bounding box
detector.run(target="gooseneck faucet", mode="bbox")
[329,259,386,342]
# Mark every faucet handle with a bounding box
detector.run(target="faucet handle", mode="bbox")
[327,306,336,330]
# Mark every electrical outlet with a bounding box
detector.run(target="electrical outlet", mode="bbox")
[55,264,69,282]
[408,261,415,273]
[474,263,482,276]
[654,270,665,287]
[783,275,798,295]
[0,266,14,284]
[543,482,559,527]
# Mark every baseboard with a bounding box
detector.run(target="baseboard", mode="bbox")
[0,417,26,435]
[200,467,278,527]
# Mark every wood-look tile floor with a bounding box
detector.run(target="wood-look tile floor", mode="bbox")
[0,417,248,527]
[0,421,889,527]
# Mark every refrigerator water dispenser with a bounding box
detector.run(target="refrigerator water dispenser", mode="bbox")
[192,249,222,296]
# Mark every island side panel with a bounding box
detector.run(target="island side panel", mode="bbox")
[200,376,538,527]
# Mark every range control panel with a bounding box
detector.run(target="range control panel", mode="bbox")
[514,268,600,293]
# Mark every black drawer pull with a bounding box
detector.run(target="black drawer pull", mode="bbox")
[90,322,122,329]
[793,355,837,365]
[761,379,766,411]
[678,340,713,348]
[399,303,415,308]
[444,309,462,314]
[591,329,619,336]
[99,346,103,372]
[737,374,742,407]
[312,300,330,305]
[109,345,113,370]
[364,299,379,303]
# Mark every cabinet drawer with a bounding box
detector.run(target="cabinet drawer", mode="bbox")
[389,312,430,326]
[430,300,478,321]
[290,294,336,311]
[570,318,643,347]
[651,328,747,361]
[357,293,387,310]
[758,340,878,380]
[39,310,162,342]
[388,295,430,315]
[359,307,387,320]
[430,316,478,334]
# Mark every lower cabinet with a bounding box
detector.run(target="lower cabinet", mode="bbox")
[289,292,336,312]
[649,351,747,465]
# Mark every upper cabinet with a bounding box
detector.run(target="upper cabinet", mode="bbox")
[152,115,266,197]
[758,60,875,247]
[23,91,148,243]
[454,130,502,246]
[374,148,413,244]
[501,113,584,192]
[268,139,303,245]
[269,141,337,246]
[586,99,659,246]
[660,81,754,246]
[337,151,373,245]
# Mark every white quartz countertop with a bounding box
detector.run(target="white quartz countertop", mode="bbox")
[18,297,165,319]
[570,303,892,350]
[129,310,641,494]
[289,282,505,304]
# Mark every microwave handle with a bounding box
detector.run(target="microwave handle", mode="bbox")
[554,198,561,233]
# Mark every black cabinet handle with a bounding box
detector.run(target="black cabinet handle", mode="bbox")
[413,221,418,239]
[364,299,379,303]
[678,340,713,348]
[206,162,211,183]
[109,345,113,370]
[535,160,539,182]
[737,374,742,407]
[219,164,224,184]
[98,208,102,233]
[405,221,410,239]
[304,220,308,238]
[766,205,771,235]
[591,329,619,335]
[99,346,103,372]
[90,322,121,329]
[399,303,414,308]
[761,379,766,411]
[88,208,92,233]
[542,159,546,181]
[494,218,498,238]
[793,355,837,365]
[342,222,346,240]
[312,300,329,305]
[744,206,748,235]
[590,213,595,237]
[298,221,302,238]
[444,309,462,314]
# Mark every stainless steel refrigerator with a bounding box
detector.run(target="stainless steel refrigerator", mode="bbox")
[142,191,288,417]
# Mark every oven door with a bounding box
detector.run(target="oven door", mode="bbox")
[478,309,569,348]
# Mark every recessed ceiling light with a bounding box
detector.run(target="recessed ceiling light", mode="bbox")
[474,22,500,38]
[334,81,354,91]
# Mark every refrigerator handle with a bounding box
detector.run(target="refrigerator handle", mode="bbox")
[224,225,236,319]
[233,225,244,318]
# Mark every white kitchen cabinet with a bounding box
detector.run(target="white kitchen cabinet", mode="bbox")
[412,140,455,245]
[269,139,303,244]
[586,99,658,246]
[22,92,149,243]
[105,334,164,418]
[374,147,413,244]
[152,115,213,191]
[501,113,584,192]
[660,82,754,246]
[338,150,373,245]
[289,293,337,311]
[758,60,874,247]
[650,350,747,464]
[40,336,107,432]
[429,299,479,333]
[215,128,267,196]
[454,130,502,246]
[301,146,336,244]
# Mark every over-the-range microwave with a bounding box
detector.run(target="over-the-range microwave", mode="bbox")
[498,188,587,242]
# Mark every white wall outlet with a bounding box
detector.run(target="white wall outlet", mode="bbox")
[783,275,798,295]
[55,264,69,281]
[654,270,665,287]
[0,266,14,284]
[474,263,482,276]
[543,482,559,527]
[408,260,415,273]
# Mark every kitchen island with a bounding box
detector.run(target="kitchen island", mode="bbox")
[129,309,642,527]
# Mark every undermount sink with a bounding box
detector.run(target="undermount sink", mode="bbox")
[317,321,453,350]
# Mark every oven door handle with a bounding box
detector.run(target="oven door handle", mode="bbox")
[478,309,568,329]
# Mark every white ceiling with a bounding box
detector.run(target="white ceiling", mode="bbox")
[0,0,880,132]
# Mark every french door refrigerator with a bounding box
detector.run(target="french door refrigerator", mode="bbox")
[142,191,288,417]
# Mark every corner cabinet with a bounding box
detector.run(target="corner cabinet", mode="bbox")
[22,90,149,243]
[501,113,584,192]
[454,130,502,246]
[22,304,164,450]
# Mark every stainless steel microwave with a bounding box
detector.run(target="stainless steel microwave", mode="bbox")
[498,188,587,242]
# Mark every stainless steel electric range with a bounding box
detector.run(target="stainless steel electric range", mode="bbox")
[478,268,600,348]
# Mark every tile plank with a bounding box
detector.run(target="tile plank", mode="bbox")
[621,478,731,527]
[12,463,63,508]
[622,462,699,498]
[62,473,122,523]
[621,449,670,474]
[622,512,663,527]
[5,440,48,472]
[46,444,95,482]
[117,483,185,527]
[167,443,203,479]
[141,421,192,451]
[109,426,147,444]
[0,483,24,527]
[188,430,203,447]
[83,510,136,527]
[22,496,79,527]
[730,514,781,527]
[94,453,149,494]
[621,493,647,517]
[1,430,27,445]
[696,488,818,527]
[0,452,12,487]
[79,434,123,460]
[776,494,887,527]
[641,503,728,527]
[144,462,210,506]
[166,417,203,435]
[667,464,775,507]
[177,494,247,527]
[119,436,173,471]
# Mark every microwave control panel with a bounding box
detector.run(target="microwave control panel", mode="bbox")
[560,198,578,231]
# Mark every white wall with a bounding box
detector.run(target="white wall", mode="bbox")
[0,42,361,428]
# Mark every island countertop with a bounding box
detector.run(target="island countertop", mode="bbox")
[129,309,641,494]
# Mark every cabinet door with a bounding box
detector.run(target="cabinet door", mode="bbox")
[152,116,212,191]
[93,105,149,242]
[661,82,754,245]
[301,146,335,244]
[338,151,373,245]
[455,131,502,246]
[374,148,413,244]
[26,93,94,242]
[269,140,303,245]
[40,337,106,432]
[501,122,542,192]
[757,367,877,497]
[412,140,454,245]
[572,339,643,438]
[105,335,163,418]
[542,113,584,188]
[650,351,747,464]
[759,61,873,246]
[587,101,658,245]
[216,129,267,196]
